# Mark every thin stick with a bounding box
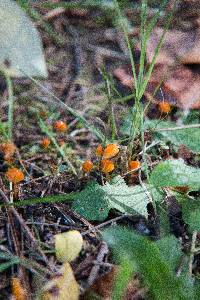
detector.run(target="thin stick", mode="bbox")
[153,124,200,132]
[82,214,130,236]
[189,230,197,276]
[9,182,13,204]
[0,188,54,271]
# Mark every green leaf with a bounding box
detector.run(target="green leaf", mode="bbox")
[150,159,200,191]
[156,236,182,272]
[103,226,197,300]
[72,176,159,221]
[0,0,47,77]
[72,181,111,221]
[147,120,200,153]
[122,117,200,153]
[156,203,171,238]
[111,257,133,300]
[182,199,200,232]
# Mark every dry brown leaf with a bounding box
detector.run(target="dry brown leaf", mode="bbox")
[0,141,16,160]
[113,64,200,109]
[82,266,145,300]
[146,27,200,65]
[39,262,79,300]
[145,64,200,109]
[113,68,133,89]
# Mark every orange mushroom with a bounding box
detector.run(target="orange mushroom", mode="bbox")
[129,160,141,171]
[101,159,115,173]
[103,144,119,159]
[158,102,171,113]
[82,160,94,173]
[95,144,103,157]
[5,167,24,184]
[53,120,68,132]
[0,141,16,161]
[41,138,50,149]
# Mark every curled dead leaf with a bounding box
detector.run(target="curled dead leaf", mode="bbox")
[39,262,79,300]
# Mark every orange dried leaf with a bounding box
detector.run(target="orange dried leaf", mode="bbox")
[158,102,171,114]
[11,277,26,300]
[103,144,119,159]
[129,161,141,171]
[0,141,16,160]
[82,160,93,173]
[41,138,50,149]
[101,159,115,173]
[95,144,103,157]
[6,167,24,183]
[53,120,68,132]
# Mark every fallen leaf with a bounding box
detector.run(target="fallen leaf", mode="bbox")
[114,63,200,109]
[0,142,16,160]
[39,262,79,300]
[145,64,200,109]
[55,230,83,263]
[146,27,200,65]
[82,267,145,300]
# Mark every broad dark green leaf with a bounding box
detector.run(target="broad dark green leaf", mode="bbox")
[182,199,200,232]
[103,226,198,300]
[72,176,160,220]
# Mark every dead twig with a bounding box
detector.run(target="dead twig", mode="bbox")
[87,241,109,287]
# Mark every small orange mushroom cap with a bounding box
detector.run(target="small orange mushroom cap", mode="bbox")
[41,138,50,149]
[158,102,171,113]
[95,144,103,157]
[129,160,141,171]
[5,167,24,183]
[103,144,119,159]
[53,120,68,132]
[82,160,94,173]
[101,159,115,173]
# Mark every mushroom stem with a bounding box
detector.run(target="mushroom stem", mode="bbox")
[9,182,13,204]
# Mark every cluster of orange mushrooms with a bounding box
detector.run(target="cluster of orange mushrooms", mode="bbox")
[1,120,69,185]
[0,102,173,185]
[82,143,140,174]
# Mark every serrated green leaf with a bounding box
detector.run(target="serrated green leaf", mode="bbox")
[103,176,149,217]
[150,159,200,191]
[103,226,196,300]
[182,199,200,232]
[72,176,160,221]
[0,0,47,77]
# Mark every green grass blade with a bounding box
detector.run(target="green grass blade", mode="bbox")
[139,12,173,100]
[0,193,76,209]
[0,259,20,272]
[113,0,138,97]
